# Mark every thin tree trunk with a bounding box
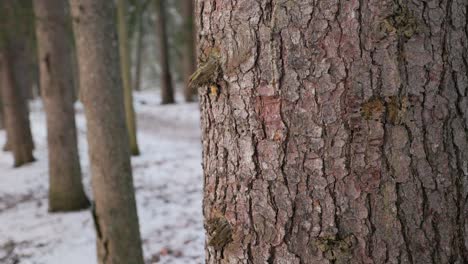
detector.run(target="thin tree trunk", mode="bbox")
[133,1,145,92]
[33,0,90,212]
[70,43,79,102]
[117,0,140,156]
[181,0,196,102]
[0,96,3,130]
[0,58,9,151]
[0,74,4,131]
[197,0,468,263]
[155,0,174,104]
[69,0,145,263]
[0,48,35,167]
[0,58,10,152]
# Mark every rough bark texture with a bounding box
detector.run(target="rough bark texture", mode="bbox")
[33,0,90,212]
[155,0,175,104]
[69,0,144,263]
[182,0,197,102]
[117,0,140,156]
[197,0,468,263]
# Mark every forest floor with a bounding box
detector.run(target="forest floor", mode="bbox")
[0,90,205,264]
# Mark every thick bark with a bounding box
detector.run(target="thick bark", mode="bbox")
[33,0,90,212]
[117,0,140,156]
[69,1,144,263]
[0,49,35,167]
[155,0,174,104]
[182,0,197,102]
[197,1,468,263]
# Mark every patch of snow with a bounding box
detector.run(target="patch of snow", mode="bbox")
[0,90,205,264]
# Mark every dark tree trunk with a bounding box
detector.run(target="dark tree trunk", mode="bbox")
[155,0,174,104]
[196,0,468,263]
[0,81,4,131]
[181,0,196,102]
[0,69,10,151]
[0,96,3,129]
[0,48,35,167]
[0,61,10,151]
[132,0,145,92]
[0,1,35,163]
[33,0,90,212]
[69,0,145,263]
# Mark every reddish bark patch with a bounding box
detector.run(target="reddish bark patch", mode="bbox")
[256,95,285,140]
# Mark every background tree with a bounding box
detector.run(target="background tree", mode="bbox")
[0,1,35,167]
[132,0,145,92]
[33,0,90,212]
[181,0,196,102]
[117,0,140,156]
[0,96,4,129]
[70,0,145,263]
[130,0,151,92]
[196,0,468,263]
[154,0,174,104]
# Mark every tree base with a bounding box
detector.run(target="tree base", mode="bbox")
[13,156,36,167]
[48,190,91,213]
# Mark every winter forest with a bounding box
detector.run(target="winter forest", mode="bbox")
[0,0,467,264]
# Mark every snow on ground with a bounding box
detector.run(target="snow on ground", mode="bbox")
[0,90,205,264]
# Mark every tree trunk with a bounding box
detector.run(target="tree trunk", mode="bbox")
[132,0,145,92]
[0,59,10,152]
[197,1,468,263]
[33,0,90,212]
[0,2,35,162]
[0,56,8,150]
[0,96,3,129]
[155,0,174,104]
[0,48,35,167]
[117,0,140,156]
[69,1,145,263]
[181,0,196,102]
[0,0,35,166]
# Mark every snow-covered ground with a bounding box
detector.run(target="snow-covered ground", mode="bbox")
[0,90,205,264]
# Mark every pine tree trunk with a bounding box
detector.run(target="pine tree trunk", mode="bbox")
[117,0,140,156]
[182,0,196,102]
[69,1,145,263]
[155,0,174,104]
[33,0,90,212]
[197,0,468,263]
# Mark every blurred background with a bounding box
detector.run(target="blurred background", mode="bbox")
[0,1,204,263]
